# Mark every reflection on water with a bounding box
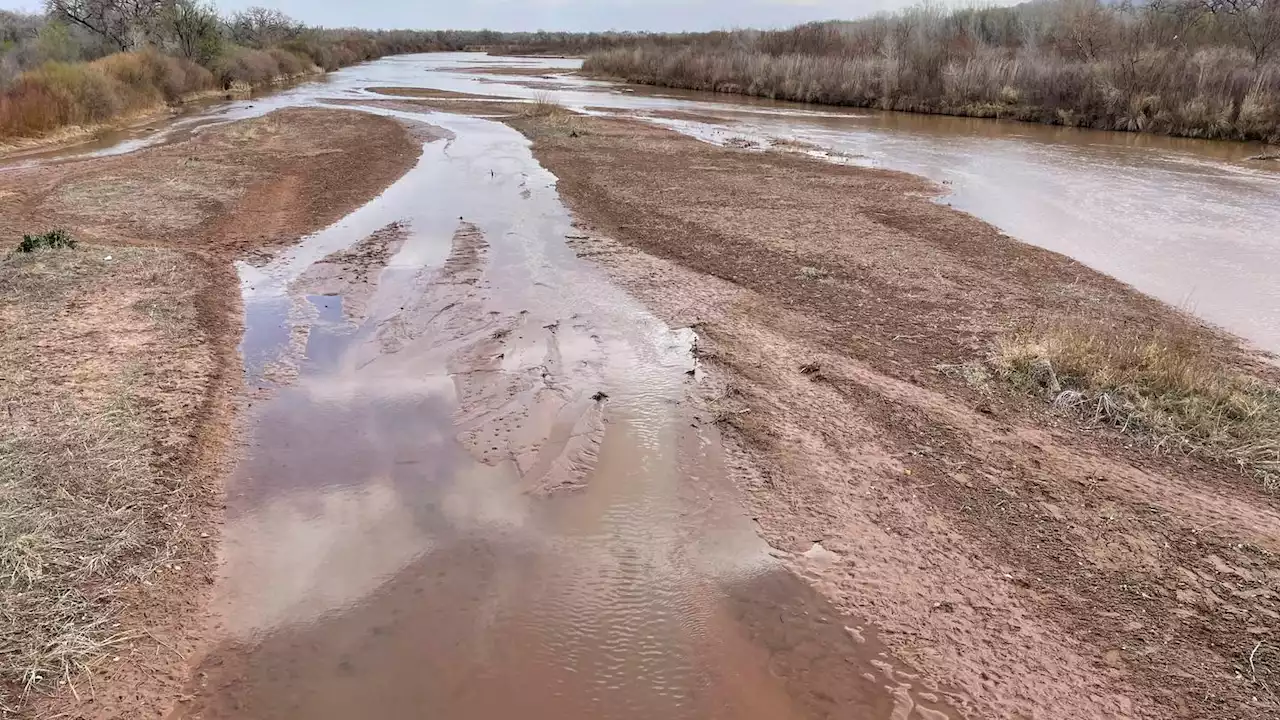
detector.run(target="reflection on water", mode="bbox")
[184,97,961,719]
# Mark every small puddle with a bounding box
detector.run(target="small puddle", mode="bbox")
[239,297,291,385]
[178,103,968,719]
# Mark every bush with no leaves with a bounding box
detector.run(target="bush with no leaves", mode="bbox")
[16,229,76,253]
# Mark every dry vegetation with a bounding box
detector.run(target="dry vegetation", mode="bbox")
[0,243,221,710]
[989,319,1280,489]
[1,49,215,138]
[584,0,1280,142]
[519,92,586,135]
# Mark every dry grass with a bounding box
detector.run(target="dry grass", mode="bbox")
[210,47,316,91]
[522,91,569,118]
[0,50,215,139]
[0,244,216,710]
[518,92,586,136]
[991,319,1280,488]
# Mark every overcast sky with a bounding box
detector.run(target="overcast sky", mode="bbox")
[0,0,989,32]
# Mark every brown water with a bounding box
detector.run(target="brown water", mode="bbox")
[175,108,964,718]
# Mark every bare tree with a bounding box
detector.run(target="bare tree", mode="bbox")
[45,0,166,51]
[1056,0,1114,61]
[1201,0,1280,63]
[163,0,220,64]
[227,6,301,48]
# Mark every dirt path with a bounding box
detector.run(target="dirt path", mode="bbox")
[0,108,422,719]
[484,111,1280,719]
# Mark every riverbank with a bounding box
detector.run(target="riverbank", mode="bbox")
[582,46,1280,145]
[0,107,422,717]
[364,91,1280,718]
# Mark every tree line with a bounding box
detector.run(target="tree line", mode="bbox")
[583,0,1280,143]
[0,2,661,139]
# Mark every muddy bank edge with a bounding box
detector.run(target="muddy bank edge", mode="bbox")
[0,107,423,718]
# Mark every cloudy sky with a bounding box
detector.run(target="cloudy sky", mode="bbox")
[1,0,965,32]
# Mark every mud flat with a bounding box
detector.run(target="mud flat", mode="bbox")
[0,107,421,718]
[478,110,1280,718]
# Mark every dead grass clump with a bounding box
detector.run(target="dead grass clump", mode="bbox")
[211,47,281,89]
[15,229,75,253]
[0,245,215,709]
[991,319,1280,487]
[797,265,830,281]
[519,92,587,136]
[522,91,569,119]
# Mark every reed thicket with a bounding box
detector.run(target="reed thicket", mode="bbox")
[584,0,1280,142]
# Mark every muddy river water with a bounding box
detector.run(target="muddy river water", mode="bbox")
[19,52,1272,718]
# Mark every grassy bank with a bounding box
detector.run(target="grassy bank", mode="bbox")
[583,1,1280,143]
[0,242,223,708]
[987,319,1280,488]
[1,42,365,141]
[1,50,216,138]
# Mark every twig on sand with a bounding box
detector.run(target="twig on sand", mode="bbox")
[1249,641,1276,700]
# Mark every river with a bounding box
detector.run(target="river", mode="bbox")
[12,52,1274,719]
[396,53,1280,355]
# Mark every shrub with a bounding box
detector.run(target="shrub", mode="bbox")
[0,79,70,135]
[17,61,119,125]
[266,47,311,77]
[16,229,76,253]
[0,50,217,138]
[581,12,1280,143]
[154,53,216,99]
[210,46,281,89]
